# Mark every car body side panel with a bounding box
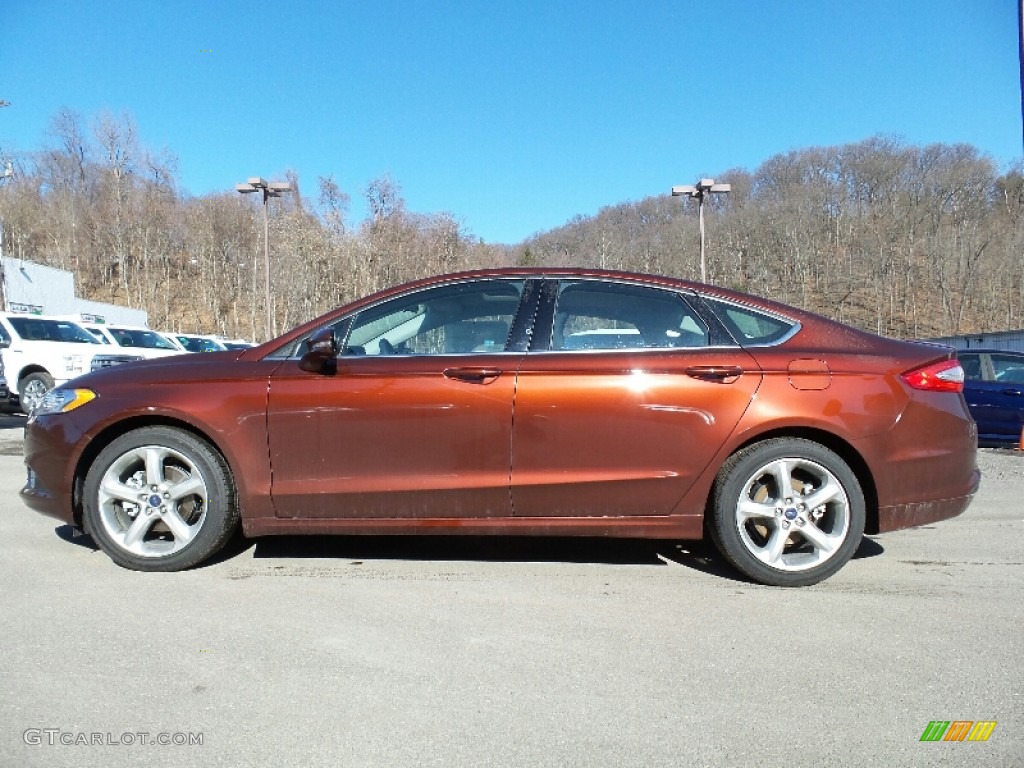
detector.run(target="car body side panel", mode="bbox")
[667,348,979,532]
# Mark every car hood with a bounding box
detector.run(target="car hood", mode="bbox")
[67,349,248,389]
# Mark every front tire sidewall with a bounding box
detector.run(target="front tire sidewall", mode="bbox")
[83,427,238,572]
[710,439,866,587]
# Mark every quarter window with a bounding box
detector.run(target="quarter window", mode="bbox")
[703,298,796,346]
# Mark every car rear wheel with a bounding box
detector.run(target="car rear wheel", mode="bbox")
[82,427,239,571]
[19,371,55,413]
[709,438,865,587]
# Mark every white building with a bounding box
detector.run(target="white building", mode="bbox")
[0,256,148,326]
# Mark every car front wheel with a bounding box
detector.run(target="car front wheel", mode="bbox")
[82,427,239,571]
[708,438,866,587]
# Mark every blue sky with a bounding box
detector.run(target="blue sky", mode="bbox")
[1,1,1020,244]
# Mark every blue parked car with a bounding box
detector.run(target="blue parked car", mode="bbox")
[958,349,1024,447]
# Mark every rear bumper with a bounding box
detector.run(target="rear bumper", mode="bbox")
[876,468,981,532]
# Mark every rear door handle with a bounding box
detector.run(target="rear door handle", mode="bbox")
[443,367,502,384]
[685,365,744,384]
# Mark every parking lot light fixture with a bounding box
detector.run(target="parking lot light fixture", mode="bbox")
[236,177,292,341]
[672,178,731,284]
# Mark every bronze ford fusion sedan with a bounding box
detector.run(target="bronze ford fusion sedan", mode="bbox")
[22,269,980,586]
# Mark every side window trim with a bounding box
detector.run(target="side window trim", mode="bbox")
[505,279,543,353]
[526,279,559,352]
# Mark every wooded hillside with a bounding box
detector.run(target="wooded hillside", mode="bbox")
[1,110,1021,341]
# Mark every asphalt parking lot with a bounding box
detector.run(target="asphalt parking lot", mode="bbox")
[0,414,1021,768]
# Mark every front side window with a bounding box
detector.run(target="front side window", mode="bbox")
[549,281,709,351]
[343,280,525,357]
[991,354,1024,385]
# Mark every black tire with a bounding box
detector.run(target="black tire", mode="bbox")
[82,426,239,571]
[708,438,865,587]
[19,371,56,413]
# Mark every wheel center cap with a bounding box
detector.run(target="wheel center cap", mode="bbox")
[784,507,799,520]
[148,494,162,508]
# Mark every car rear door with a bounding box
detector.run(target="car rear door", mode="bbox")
[510,279,762,518]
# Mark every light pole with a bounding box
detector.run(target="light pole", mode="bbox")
[1,100,13,311]
[671,178,731,284]
[236,177,292,341]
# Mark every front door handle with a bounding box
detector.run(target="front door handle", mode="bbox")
[443,367,502,384]
[685,365,744,384]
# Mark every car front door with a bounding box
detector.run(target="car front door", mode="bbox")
[510,279,762,518]
[267,279,529,519]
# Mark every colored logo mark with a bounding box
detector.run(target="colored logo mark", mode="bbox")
[920,721,997,742]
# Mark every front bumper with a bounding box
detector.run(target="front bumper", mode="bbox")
[20,412,85,525]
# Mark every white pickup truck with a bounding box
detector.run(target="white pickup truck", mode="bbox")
[78,322,187,365]
[0,313,122,413]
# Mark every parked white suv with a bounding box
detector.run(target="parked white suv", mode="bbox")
[0,313,113,412]
[79,323,186,368]
[163,333,228,353]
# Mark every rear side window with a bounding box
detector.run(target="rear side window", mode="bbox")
[703,298,797,346]
[550,281,709,351]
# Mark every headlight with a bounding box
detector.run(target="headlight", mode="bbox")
[30,388,97,418]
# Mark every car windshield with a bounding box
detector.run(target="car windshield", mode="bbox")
[7,317,100,344]
[176,336,225,352]
[109,328,179,350]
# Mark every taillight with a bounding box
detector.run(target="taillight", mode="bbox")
[901,359,964,393]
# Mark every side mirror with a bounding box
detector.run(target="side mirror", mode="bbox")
[298,328,338,373]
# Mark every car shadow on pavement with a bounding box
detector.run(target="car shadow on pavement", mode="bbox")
[54,525,98,551]
[54,524,258,565]
[52,525,884,583]
[853,536,885,559]
[252,535,754,582]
